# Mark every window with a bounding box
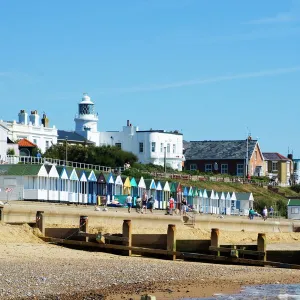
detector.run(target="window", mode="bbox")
[167,143,170,153]
[160,143,163,153]
[139,142,144,153]
[173,144,176,154]
[255,151,257,161]
[237,164,244,176]
[221,164,228,174]
[291,207,299,214]
[151,142,156,152]
[272,161,278,172]
[45,141,49,150]
[190,164,197,171]
[205,164,212,172]
[33,139,37,145]
[115,143,122,149]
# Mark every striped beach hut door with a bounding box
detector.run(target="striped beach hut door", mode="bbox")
[87,170,97,204]
[106,173,115,203]
[163,181,170,209]
[156,181,163,209]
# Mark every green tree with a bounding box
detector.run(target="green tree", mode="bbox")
[43,144,137,167]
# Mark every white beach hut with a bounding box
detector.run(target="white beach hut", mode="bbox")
[67,168,79,203]
[138,177,146,198]
[45,165,59,202]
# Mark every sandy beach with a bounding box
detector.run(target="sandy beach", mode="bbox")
[1,221,300,300]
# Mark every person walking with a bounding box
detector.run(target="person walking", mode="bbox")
[142,192,148,214]
[136,195,142,213]
[169,196,175,215]
[249,207,255,220]
[181,197,187,216]
[148,196,155,213]
[262,206,268,221]
[125,194,132,213]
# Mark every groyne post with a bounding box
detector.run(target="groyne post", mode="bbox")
[167,224,176,260]
[211,228,220,256]
[36,211,45,236]
[257,233,267,261]
[122,220,132,256]
[79,216,89,242]
[0,206,3,224]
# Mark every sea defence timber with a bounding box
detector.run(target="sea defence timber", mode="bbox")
[1,203,299,233]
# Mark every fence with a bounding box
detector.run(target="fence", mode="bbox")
[2,155,125,173]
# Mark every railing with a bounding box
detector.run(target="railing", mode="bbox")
[2,155,125,173]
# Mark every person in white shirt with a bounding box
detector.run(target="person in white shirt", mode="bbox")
[262,206,268,221]
[125,194,133,213]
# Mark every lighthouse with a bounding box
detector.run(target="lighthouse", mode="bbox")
[74,93,98,134]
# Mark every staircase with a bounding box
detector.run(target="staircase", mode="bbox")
[183,212,196,228]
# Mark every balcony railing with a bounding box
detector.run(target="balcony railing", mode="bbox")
[1,155,124,173]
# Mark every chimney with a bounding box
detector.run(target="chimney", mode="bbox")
[41,113,49,127]
[288,154,293,160]
[29,110,40,126]
[127,120,130,126]
[18,109,28,125]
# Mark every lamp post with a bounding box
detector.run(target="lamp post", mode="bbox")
[164,146,167,173]
[65,137,68,166]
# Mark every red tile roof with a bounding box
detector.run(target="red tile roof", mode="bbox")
[18,138,37,148]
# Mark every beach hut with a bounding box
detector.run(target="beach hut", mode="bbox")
[218,192,226,215]
[0,164,48,202]
[86,170,97,205]
[212,191,220,214]
[192,187,198,209]
[96,173,107,196]
[202,189,209,213]
[235,192,254,216]
[56,166,69,203]
[76,170,88,204]
[45,165,59,202]
[138,177,146,198]
[67,168,79,203]
[114,175,123,196]
[162,181,170,209]
[155,181,163,209]
[187,186,193,206]
[130,177,138,197]
[105,173,115,203]
[144,179,156,199]
[194,188,203,212]
[230,192,238,215]
[123,176,131,195]
[170,182,182,209]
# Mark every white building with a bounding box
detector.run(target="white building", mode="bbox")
[68,93,184,170]
[0,110,58,153]
[0,124,8,161]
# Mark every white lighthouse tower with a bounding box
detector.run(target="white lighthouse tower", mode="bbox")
[74,93,99,142]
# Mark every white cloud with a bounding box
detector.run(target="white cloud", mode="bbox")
[245,13,297,25]
[98,66,300,95]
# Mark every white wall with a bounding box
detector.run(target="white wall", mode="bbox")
[2,121,57,153]
[98,125,184,170]
[288,206,300,220]
[0,125,8,161]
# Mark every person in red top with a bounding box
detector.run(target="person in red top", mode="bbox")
[168,196,175,215]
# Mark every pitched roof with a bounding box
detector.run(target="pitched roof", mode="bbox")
[288,199,300,206]
[0,164,44,176]
[57,130,95,144]
[18,138,37,148]
[184,139,257,160]
[263,152,290,161]
[235,192,254,201]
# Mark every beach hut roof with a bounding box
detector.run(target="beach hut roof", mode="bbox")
[123,176,131,188]
[163,181,170,192]
[0,164,48,177]
[75,169,87,182]
[55,166,69,179]
[183,186,189,196]
[130,177,138,187]
[97,173,106,184]
[144,179,156,190]
[188,186,193,196]
[105,173,115,184]
[44,165,59,178]
[138,177,146,189]
[115,175,123,185]
[156,181,163,191]
[235,192,254,201]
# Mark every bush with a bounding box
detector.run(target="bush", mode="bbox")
[291,185,300,193]
[6,148,15,155]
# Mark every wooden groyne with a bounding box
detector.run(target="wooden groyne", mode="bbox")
[32,211,300,270]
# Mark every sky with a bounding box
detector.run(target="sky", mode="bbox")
[1,0,300,157]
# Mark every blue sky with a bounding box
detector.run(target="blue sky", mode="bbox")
[1,0,300,156]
